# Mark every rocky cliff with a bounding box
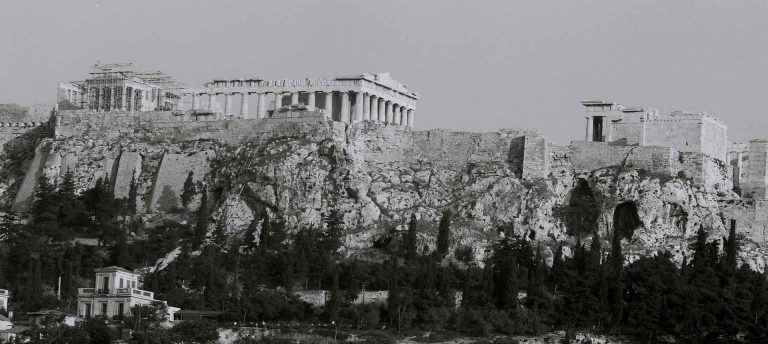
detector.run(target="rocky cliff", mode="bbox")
[5,112,765,270]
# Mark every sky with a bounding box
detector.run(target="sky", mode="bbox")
[1,0,767,144]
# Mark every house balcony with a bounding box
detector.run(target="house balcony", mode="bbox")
[77,287,154,299]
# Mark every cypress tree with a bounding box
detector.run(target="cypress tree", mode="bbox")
[30,175,60,239]
[403,214,418,261]
[127,171,139,215]
[180,171,196,211]
[436,210,452,259]
[194,186,209,246]
[723,220,738,274]
[328,264,341,321]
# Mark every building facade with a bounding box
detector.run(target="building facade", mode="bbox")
[76,266,176,320]
[179,72,418,127]
[57,63,184,112]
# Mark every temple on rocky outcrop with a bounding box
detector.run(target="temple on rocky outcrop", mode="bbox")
[57,64,419,128]
[178,72,418,127]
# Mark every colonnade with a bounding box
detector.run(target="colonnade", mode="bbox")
[188,90,415,127]
[82,86,163,111]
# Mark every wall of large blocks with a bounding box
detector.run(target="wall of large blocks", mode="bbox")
[560,142,675,174]
[642,118,727,161]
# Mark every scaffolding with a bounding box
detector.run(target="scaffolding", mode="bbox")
[77,62,186,111]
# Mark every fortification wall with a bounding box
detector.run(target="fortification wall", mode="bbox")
[609,121,643,146]
[55,109,330,144]
[644,120,702,156]
[148,151,214,212]
[676,152,733,192]
[348,125,548,179]
[563,142,675,173]
[720,199,768,244]
[113,152,142,199]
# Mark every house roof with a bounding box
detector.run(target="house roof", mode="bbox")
[94,266,135,274]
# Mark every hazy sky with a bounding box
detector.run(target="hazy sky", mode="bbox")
[1,0,767,144]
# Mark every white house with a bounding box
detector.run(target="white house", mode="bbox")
[76,266,177,321]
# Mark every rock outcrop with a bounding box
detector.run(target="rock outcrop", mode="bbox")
[4,115,764,270]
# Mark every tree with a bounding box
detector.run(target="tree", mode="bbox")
[328,265,341,321]
[180,171,196,211]
[723,220,739,274]
[156,185,179,213]
[491,236,518,310]
[402,214,418,261]
[436,210,452,259]
[126,301,168,332]
[170,319,218,343]
[30,174,61,238]
[194,186,209,246]
[127,171,139,215]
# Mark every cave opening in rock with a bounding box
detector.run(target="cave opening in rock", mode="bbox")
[564,178,599,237]
[613,201,642,240]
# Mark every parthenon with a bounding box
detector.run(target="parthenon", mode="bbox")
[179,72,418,127]
[57,63,184,112]
[57,64,419,128]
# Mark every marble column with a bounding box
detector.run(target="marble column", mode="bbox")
[370,96,379,122]
[208,93,215,111]
[192,94,200,110]
[275,92,283,109]
[96,88,102,110]
[585,116,593,142]
[257,93,267,118]
[385,101,393,123]
[109,87,115,111]
[224,93,233,117]
[291,92,299,105]
[378,98,386,122]
[407,109,414,127]
[394,105,402,125]
[240,93,249,118]
[363,94,371,120]
[340,92,350,123]
[324,92,333,119]
[307,92,316,109]
[353,91,364,122]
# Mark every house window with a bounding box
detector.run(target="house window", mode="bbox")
[119,278,124,288]
[101,303,108,316]
[132,281,136,288]
[116,303,124,319]
[84,303,92,318]
[102,276,110,292]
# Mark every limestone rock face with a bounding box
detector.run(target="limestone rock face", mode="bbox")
[5,119,757,268]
